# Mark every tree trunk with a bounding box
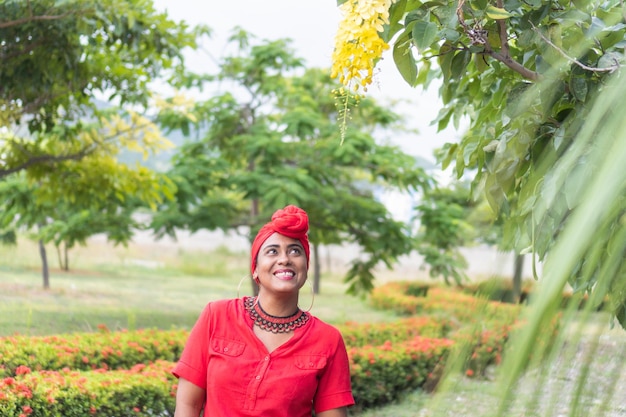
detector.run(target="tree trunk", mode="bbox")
[55,242,69,271]
[64,242,69,271]
[512,253,524,304]
[312,243,321,294]
[326,246,332,275]
[39,239,50,289]
[56,244,62,270]
[251,197,260,296]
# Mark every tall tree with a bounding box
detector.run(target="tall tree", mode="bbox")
[0,0,205,177]
[0,117,175,287]
[0,0,204,286]
[331,0,626,326]
[151,32,433,294]
[412,181,475,285]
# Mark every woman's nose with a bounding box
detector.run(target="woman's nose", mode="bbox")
[277,251,290,264]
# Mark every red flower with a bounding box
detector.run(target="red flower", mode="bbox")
[16,365,31,375]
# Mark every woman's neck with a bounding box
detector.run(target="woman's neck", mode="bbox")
[256,294,299,317]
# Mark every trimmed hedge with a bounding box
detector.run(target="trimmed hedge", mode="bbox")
[368,282,558,376]
[337,316,452,347]
[349,336,454,409]
[0,282,560,414]
[0,328,186,378]
[0,324,454,415]
[0,360,176,417]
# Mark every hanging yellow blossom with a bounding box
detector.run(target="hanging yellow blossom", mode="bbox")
[331,0,397,94]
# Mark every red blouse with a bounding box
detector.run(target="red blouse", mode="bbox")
[172,298,355,416]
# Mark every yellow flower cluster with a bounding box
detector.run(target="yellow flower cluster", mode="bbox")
[331,0,397,93]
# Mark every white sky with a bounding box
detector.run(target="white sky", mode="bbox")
[152,1,465,219]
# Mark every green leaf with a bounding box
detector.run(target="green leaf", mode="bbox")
[486,5,513,20]
[383,0,408,42]
[415,59,431,85]
[393,34,418,86]
[569,77,588,102]
[412,20,438,51]
[450,50,471,80]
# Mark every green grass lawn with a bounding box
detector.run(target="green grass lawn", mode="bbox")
[2,238,625,417]
[0,238,399,336]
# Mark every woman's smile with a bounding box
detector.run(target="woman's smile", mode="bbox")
[274,269,296,280]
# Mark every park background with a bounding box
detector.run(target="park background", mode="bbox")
[1,1,626,416]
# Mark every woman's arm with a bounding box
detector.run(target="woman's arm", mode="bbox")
[174,378,206,417]
[316,407,348,417]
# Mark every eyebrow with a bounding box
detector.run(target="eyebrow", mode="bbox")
[262,243,304,250]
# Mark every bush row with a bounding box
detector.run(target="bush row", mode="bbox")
[0,331,455,415]
[459,277,608,310]
[370,281,543,376]
[0,328,186,378]
[0,284,553,415]
[0,360,176,417]
[0,317,454,380]
[349,336,454,409]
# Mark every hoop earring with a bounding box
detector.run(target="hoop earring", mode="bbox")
[237,275,251,298]
[299,280,315,313]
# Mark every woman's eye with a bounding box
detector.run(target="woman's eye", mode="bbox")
[289,248,301,255]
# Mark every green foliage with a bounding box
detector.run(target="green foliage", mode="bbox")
[152,32,434,294]
[378,0,626,326]
[416,183,474,284]
[0,0,203,132]
[0,0,202,281]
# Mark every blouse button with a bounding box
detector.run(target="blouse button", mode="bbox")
[255,375,261,380]
[223,347,229,352]
[264,356,269,361]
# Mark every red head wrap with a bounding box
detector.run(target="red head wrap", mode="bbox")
[250,205,310,275]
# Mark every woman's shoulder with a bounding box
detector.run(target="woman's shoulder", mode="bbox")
[202,297,245,317]
[306,315,344,339]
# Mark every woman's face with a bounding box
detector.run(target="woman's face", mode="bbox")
[254,233,308,295]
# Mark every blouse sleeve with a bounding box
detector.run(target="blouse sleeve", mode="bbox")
[172,303,213,389]
[313,329,355,413]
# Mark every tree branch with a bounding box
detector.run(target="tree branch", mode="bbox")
[0,146,97,179]
[0,116,160,179]
[484,50,539,81]
[456,0,539,81]
[0,11,77,29]
[0,38,48,61]
[530,22,620,74]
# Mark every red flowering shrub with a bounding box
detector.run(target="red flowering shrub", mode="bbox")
[0,281,562,413]
[0,360,176,416]
[0,329,188,378]
[349,336,454,409]
[337,316,452,347]
[369,281,560,378]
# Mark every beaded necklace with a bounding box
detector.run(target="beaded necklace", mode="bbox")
[245,296,309,333]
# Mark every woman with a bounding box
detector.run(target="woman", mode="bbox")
[173,205,355,417]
